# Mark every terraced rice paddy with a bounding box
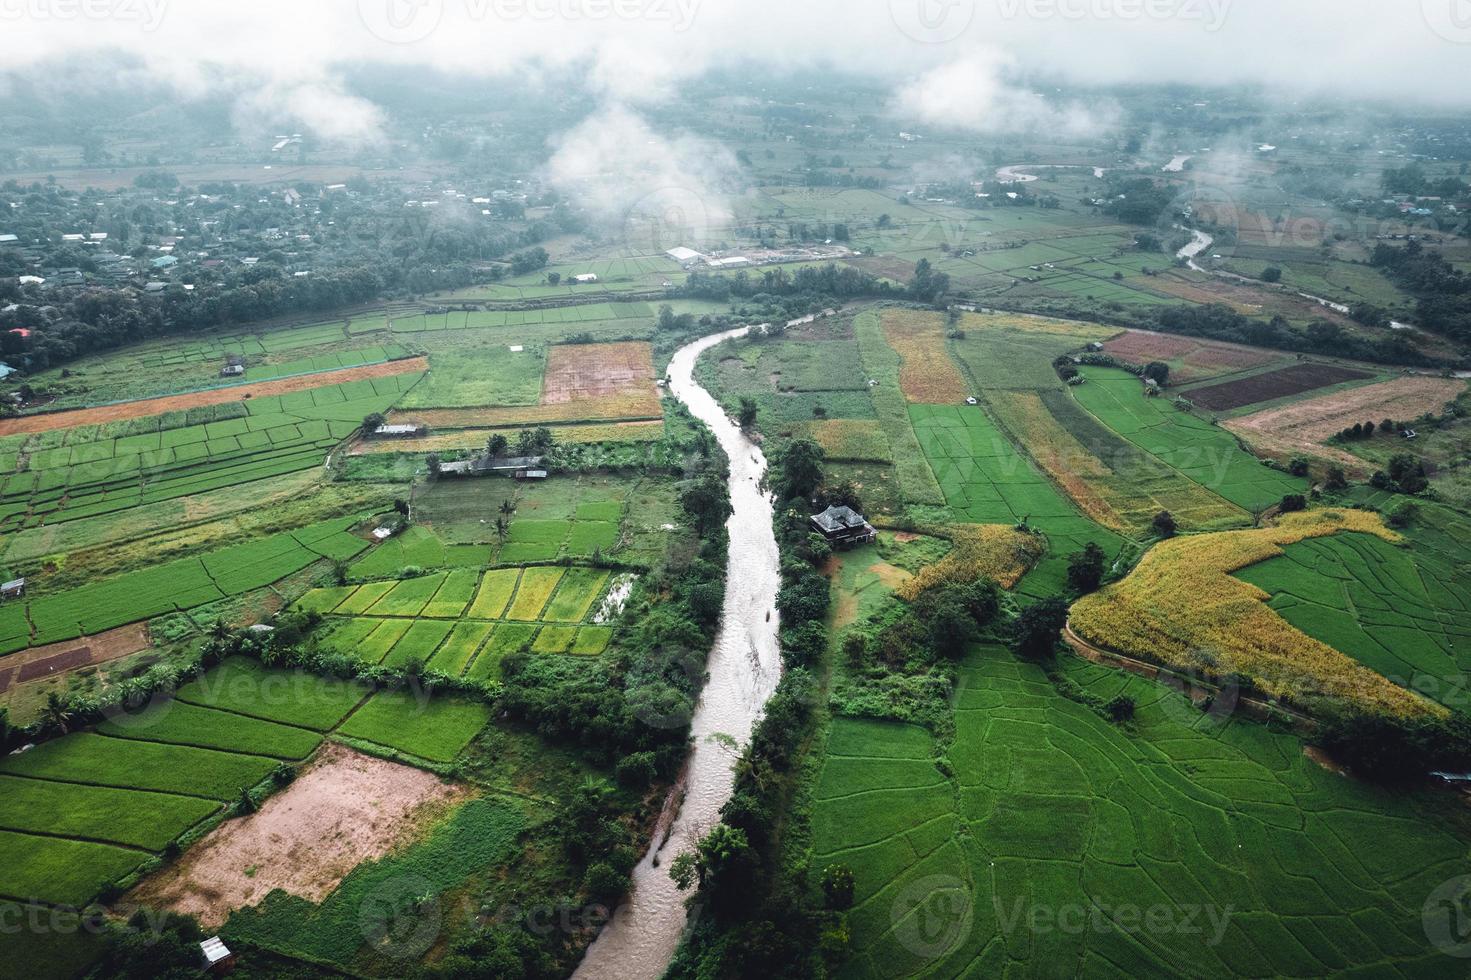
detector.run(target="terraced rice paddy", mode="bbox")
[0,657,491,909]
[813,646,1471,978]
[1235,505,1471,710]
[0,370,420,533]
[1,517,368,656]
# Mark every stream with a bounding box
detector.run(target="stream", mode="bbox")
[573,325,784,980]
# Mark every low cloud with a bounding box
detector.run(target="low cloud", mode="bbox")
[546,105,739,247]
[892,52,1122,138]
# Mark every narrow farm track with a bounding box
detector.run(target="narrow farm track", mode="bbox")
[574,325,784,980]
[0,356,429,437]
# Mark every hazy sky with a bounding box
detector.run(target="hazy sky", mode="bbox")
[1,0,1467,140]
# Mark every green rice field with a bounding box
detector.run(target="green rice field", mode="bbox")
[813,646,1471,978]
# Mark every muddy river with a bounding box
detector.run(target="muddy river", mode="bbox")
[573,325,784,979]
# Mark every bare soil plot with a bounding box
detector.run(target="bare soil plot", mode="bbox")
[0,622,151,695]
[1225,376,1467,466]
[542,341,657,406]
[1185,362,1372,412]
[0,358,429,437]
[126,743,469,929]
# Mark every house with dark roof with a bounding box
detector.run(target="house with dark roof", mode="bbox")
[810,505,876,547]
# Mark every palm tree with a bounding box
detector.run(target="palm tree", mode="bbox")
[499,498,515,516]
[494,515,510,544]
[41,693,75,735]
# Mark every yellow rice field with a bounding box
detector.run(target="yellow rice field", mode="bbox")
[1070,509,1442,719]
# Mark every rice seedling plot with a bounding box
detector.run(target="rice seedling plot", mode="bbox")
[381,619,456,669]
[1072,509,1439,717]
[175,658,369,731]
[0,776,218,851]
[467,623,538,680]
[532,625,579,654]
[468,568,520,619]
[398,346,547,409]
[1184,362,1375,413]
[357,619,414,663]
[507,567,566,620]
[336,690,491,763]
[413,473,632,559]
[223,796,524,969]
[0,733,278,799]
[1070,368,1304,510]
[570,626,613,656]
[422,568,479,618]
[0,371,419,533]
[544,569,610,622]
[2,517,367,656]
[427,621,496,674]
[501,519,572,562]
[364,572,448,617]
[908,403,1125,598]
[821,645,1471,978]
[96,700,323,761]
[1235,511,1471,709]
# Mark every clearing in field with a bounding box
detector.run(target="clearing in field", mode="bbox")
[126,743,471,929]
[0,357,428,438]
[879,309,971,403]
[1183,362,1373,413]
[1070,508,1438,717]
[1224,375,1467,467]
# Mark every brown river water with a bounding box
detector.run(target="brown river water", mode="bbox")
[573,325,784,979]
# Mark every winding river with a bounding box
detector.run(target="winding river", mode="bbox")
[574,325,784,980]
